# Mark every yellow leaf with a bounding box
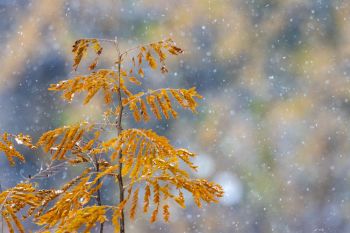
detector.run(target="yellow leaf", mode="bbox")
[130,188,139,220]
[146,51,157,69]
[128,77,142,86]
[140,99,150,122]
[175,191,185,208]
[138,68,144,78]
[163,204,170,222]
[143,184,151,213]
[150,206,159,223]
[146,95,162,120]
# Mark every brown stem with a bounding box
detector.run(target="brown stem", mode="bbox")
[115,38,125,233]
[0,182,3,233]
[94,156,104,233]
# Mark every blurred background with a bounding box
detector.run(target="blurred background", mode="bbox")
[1,0,350,232]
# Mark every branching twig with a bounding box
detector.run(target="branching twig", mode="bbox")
[24,161,67,183]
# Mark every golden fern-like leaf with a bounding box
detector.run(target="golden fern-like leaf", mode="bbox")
[150,42,167,62]
[5,206,25,233]
[123,129,196,174]
[35,166,116,230]
[129,188,139,220]
[48,69,117,104]
[72,39,103,71]
[0,132,31,166]
[0,183,58,232]
[152,182,160,205]
[128,38,183,76]
[0,132,25,166]
[146,95,162,120]
[158,176,224,208]
[36,176,92,227]
[3,214,14,233]
[85,126,221,223]
[36,123,92,160]
[95,127,223,221]
[143,184,151,213]
[122,87,202,122]
[56,206,107,233]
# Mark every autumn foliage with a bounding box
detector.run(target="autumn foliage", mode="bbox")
[0,37,223,233]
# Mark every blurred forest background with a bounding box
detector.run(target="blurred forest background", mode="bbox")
[1,0,350,232]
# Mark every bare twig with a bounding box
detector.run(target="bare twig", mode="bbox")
[24,161,67,183]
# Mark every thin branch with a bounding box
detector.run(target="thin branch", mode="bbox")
[81,38,117,43]
[115,37,126,233]
[24,161,67,183]
[120,38,172,57]
[77,37,171,58]
[0,182,3,233]
[94,154,104,233]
